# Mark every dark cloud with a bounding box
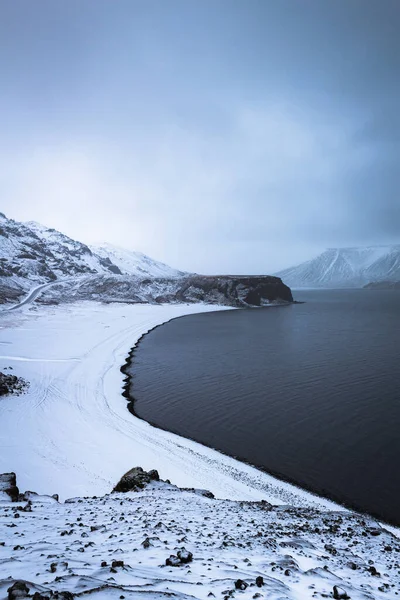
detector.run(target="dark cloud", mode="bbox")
[0,0,399,272]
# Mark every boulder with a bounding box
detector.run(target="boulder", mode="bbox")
[0,473,19,502]
[333,586,350,599]
[112,467,160,493]
[7,582,30,600]
[165,548,193,567]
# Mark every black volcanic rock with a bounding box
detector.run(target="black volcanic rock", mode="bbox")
[0,472,19,501]
[0,372,29,397]
[113,467,160,493]
[177,274,293,306]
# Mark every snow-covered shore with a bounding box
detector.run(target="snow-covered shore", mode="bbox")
[0,301,339,510]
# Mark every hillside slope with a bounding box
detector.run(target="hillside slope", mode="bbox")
[1,472,399,600]
[90,242,186,278]
[275,245,400,288]
[0,214,186,303]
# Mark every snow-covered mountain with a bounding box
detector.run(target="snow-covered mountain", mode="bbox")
[0,213,186,302]
[90,242,185,278]
[275,245,400,288]
[0,213,292,307]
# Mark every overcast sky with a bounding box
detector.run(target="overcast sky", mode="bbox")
[1,0,399,273]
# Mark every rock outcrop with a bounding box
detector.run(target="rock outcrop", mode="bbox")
[0,473,19,501]
[112,467,160,493]
[37,273,293,307]
[0,372,29,397]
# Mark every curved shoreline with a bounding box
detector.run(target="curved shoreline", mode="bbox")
[4,299,396,528]
[121,309,400,528]
[120,311,350,511]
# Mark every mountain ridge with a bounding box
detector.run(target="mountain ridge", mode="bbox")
[0,213,187,302]
[275,244,400,288]
[0,213,292,307]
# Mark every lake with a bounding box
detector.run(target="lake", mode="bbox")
[125,289,400,525]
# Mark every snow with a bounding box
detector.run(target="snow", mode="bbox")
[1,300,399,599]
[0,301,339,510]
[89,242,186,278]
[276,245,400,288]
[0,484,399,600]
[0,215,187,305]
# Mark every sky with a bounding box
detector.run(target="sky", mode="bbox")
[0,0,399,274]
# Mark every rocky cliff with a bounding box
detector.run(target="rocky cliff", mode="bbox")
[35,273,293,307]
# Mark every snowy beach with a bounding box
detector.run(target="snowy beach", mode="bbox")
[0,301,340,510]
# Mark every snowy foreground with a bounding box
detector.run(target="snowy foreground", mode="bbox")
[1,482,399,600]
[1,302,399,599]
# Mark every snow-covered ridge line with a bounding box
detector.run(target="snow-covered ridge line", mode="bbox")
[0,213,186,304]
[275,244,400,288]
[0,300,337,510]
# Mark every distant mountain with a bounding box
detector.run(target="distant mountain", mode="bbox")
[90,242,185,278]
[275,245,400,288]
[0,213,186,303]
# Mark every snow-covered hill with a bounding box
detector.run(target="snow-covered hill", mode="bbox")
[1,472,399,600]
[90,242,185,278]
[0,213,186,303]
[275,245,400,288]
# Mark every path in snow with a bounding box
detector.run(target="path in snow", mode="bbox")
[0,301,341,510]
[6,282,56,311]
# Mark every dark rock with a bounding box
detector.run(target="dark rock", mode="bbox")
[234,579,248,590]
[0,373,28,397]
[255,576,264,587]
[7,581,30,600]
[333,585,350,599]
[166,555,181,567]
[112,467,160,493]
[166,548,193,566]
[0,472,20,501]
[177,548,193,563]
[181,488,215,499]
[111,560,124,568]
[32,593,50,600]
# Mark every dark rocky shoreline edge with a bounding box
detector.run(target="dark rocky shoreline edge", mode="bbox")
[119,305,397,528]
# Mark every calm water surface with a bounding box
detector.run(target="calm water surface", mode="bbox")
[127,290,400,525]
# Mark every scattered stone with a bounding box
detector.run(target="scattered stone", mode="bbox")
[333,585,350,599]
[234,579,248,590]
[0,372,29,397]
[166,554,181,567]
[177,548,193,563]
[111,560,124,568]
[255,576,264,587]
[7,581,30,600]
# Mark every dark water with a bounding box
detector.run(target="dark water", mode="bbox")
[127,290,400,525]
